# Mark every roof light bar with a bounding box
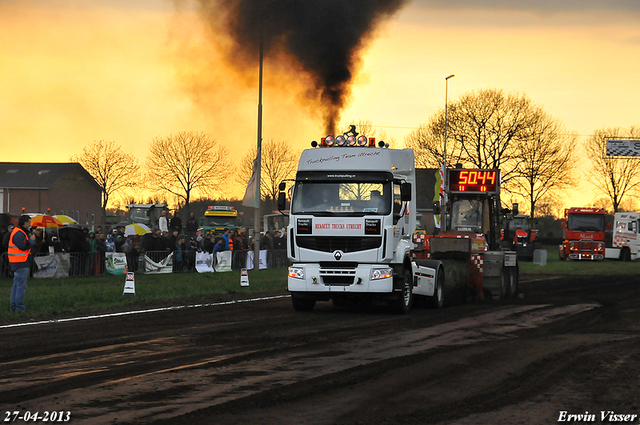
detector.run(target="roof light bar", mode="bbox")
[312,134,387,148]
[325,135,335,147]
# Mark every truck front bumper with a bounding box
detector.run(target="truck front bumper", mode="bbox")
[288,263,395,294]
[568,253,604,260]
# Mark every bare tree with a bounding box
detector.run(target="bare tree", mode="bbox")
[510,113,576,218]
[237,139,300,207]
[585,126,640,212]
[404,122,466,168]
[146,131,228,211]
[404,88,578,215]
[533,196,565,219]
[405,89,540,187]
[69,140,140,223]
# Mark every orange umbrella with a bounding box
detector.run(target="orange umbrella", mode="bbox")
[30,214,64,228]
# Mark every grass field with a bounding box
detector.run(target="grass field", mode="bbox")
[519,245,640,276]
[0,268,288,324]
[1,246,638,324]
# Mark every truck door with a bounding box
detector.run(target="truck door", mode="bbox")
[392,181,406,253]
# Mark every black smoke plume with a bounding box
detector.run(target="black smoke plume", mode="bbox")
[198,0,408,135]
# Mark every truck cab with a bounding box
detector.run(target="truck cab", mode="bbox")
[127,203,166,227]
[606,212,640,261]
[282,134,437,313]
[559,207,605,261]
[198,206,239,238]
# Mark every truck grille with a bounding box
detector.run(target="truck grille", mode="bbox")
[296,236,382,253]
[320,267,357,286]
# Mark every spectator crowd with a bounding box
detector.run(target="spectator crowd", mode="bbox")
[0,209,289,278]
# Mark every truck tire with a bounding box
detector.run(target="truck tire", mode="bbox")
[428,267,445,309]
[292,294,316,312]
[507,266,519,299]
[499,267,510,300]
[622,247,631,262]
[392,268,413,314]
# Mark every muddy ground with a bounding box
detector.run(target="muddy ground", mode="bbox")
[2,273,640,424]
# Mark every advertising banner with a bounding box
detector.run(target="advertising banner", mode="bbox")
[33,253,71,279]
[607,139,640,157]
[195,251,215,273]
[143,252,173,274]
[215,251,232,272]
[106,252,127,275]
[245,250,267,270]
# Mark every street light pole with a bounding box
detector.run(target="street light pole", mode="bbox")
[37,170,49,213]
[252,27,264,270]
[443,74,455,171]
[38,171,42,213]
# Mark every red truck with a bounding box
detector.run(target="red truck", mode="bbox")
[559,207,606,261]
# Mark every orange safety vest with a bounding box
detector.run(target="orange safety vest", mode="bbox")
[228,237,234,251]
[7,227,30,264]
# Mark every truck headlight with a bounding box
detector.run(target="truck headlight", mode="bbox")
[371,268,393,280]
[288,267,305,279]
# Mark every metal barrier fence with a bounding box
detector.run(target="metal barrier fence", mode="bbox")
[0,249,290,279]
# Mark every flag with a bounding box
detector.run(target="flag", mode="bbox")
[242,156,260,208]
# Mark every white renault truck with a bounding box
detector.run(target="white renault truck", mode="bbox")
[278,133,444,313]
[605,212,640,261]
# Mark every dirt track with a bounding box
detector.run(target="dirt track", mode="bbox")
[2,273,640,424]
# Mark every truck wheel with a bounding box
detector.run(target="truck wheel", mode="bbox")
[622,247,631,262]
[507,267,519,299]
[499,268,510,300]
[393,268,413,314]
[292,295,316,312]
[428,267,445,308]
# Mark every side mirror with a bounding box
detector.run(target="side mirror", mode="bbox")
[512,203,519,216]
[277,192,286,211]
[401,183,412,202]
[279,181,286,191]
[432,201,441,215]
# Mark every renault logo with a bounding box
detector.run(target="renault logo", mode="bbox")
[333,250,344,261]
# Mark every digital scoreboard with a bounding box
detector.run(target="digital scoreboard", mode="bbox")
[447,169,500,194]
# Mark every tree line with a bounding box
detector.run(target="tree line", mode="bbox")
[405,88,640,217]
[71,88,640,221]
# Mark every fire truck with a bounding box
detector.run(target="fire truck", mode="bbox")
[558,207,606,261]
[412,168,519,301]
[605,212,640,261]
[279,132,443,313]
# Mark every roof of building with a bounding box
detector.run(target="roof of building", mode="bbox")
[0,162,100,190]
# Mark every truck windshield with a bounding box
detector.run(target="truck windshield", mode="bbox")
[567,214,604,232]
[129,208,152,224]
[508,218,530,232]
[450,199,483,232]
[203,216,238,227]
[291,182,391,215]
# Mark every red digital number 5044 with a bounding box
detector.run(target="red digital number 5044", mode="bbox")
[448,169,499,193]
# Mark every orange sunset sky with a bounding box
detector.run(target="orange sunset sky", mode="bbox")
[2,0,640,209]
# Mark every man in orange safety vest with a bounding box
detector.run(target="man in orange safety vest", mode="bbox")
[8,215,35,312]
